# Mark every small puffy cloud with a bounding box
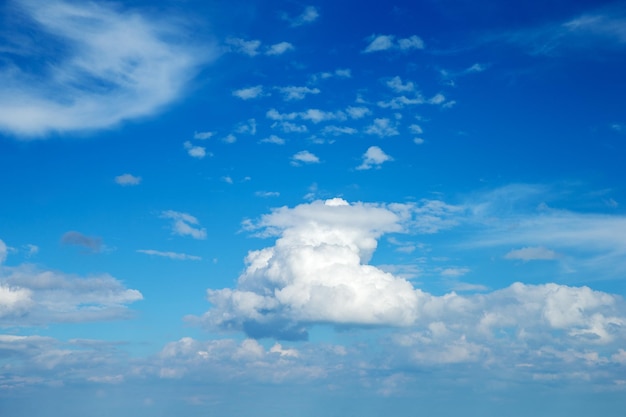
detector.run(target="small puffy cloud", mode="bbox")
[226,38,261,56]
[60,231,102,252]
[357,146,393,170]
[346,106,371,119]
[277,86,320,101]
[365,118,399,137]
[260,135,286,145]
[0,0,211,137]
[222,176,233,184]
[24,244,39,257]
[266,108,298,121]
[232,86,265,100]
[222,134,237,144]
[284,6,319,27]
[161,210,207,240]
[194,131,214,140]
[505,246,559,261]
[387,76,415,93]
[440,267,470,277]
[184,141,208,159]
[377,95,424,109]
[115,173,141,186]
[272,121,308,133]
[413,138,425,145]
[408,124,423,134]
[137,249,201,261]
[266,42,294,56]
[428,93,446,105]
[363,34,424,53]
[291,150,320,166]
[300,109,347,123]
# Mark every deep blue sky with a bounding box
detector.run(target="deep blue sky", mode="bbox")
[1,0,626,415]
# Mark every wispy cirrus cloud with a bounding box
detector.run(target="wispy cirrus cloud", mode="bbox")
[161,210,207,240]
[137,249,201,261]
[0,0,211,137]
[282,6,319,27]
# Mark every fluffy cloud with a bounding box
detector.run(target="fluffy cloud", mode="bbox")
[60,231,102,252]
[260,135,286,145]
[161,210,207,240]
[197,199,626,347]
[184,141,208,159]
[114,173,141,186]
[137,249,201,261]
[226,38,261,56]
[232,85,265,100]
[345,106,371,119]
[0,264,142,325]
[0,0,209,137]
[357,146,393,170]
[193,131,214,140]
[0,239,6,264]
[363,34,424,53]
[386,76,415,93]
[291,150,320,166]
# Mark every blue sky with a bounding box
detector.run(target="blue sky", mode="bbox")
[1,0,626,415]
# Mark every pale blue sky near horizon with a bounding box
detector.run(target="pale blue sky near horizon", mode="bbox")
[1,0,626,415]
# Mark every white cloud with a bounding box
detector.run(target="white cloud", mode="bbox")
[194,131,214,140]
[0,0,209,137]
[300,109,347,123]
[260,135,286,145]
[428,93,446,105]
[277,86,320,101]
[357,146,393,170]
[266,42,294,56]
[161,210,207,240]
[345,106,371,119]
[272,121,308,133]
[387,76,415,93]
[284,6,319,27]
[184,141,208,159]
[137,249,201,261]
[408,124,423,134]
[235,119,257,135]
[115,173,141,186]
[413,138,425,145]
[0,264,142,325]
[291,150,320,166]
[222,176,233,184]
[365,118,399,137]
[322,126,358,136]
[505,246,559,261]
[232,86,264,100]
[363,34,424,53]
[222,134,237,144]
[397,35,425,50]
[226,38,261,56]
[266,108,298,121]
[0,239,7,265]
[377,95,424,109]
[255,191,280,198]
[363,35,395,52]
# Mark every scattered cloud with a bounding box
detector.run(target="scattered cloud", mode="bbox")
[345,106,371,119]
[60,231,102,252]
[505,246,559,261]
[114,173,141,186]
[222,176,233,184]
[161,210,207,240]
[232,85,265,100]
[194,131,214,140]
[322,126,358,136]
[277,86,320,101]
[386,76,415,93]
[222,134,237,144]
[235,119,257,135]
[184,141,209,159]
[283,6,319,27]
[365,118,399,137]
[357,146,393,170]
[226,37,261,56]
[260,135,286,145]
[0,264,142,325]
[266,41,294,56]
[363,34,424,53]
[291,150,320,166]
[255,191,280,198]
[0,0,210,137]
[137,249,201,261]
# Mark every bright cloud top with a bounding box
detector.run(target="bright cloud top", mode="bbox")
[200,200,626,345]
[0,0,209,137]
